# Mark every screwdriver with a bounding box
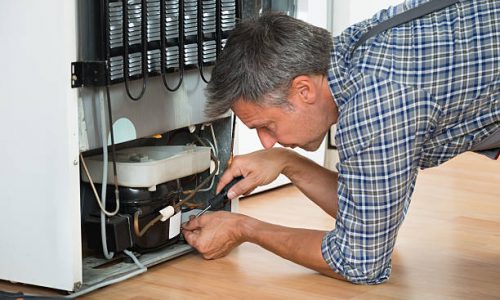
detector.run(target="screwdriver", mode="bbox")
[195,176,243,217]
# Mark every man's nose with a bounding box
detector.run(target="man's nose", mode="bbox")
[257,128,277,149]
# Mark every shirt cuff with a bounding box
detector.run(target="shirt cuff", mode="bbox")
[321,230,392,284]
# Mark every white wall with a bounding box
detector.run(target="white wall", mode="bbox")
[296,0,328,28]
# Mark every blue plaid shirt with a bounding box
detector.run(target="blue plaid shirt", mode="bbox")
[322,0,499,284]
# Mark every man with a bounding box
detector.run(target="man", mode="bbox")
[182,0,499,284]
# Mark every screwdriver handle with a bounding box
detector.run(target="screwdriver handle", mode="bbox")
[208,175,244,209]
[219,176,244,197]
[196,176,244,217]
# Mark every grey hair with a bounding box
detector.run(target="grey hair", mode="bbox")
[204,13,333,118]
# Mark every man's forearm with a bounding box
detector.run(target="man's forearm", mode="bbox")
[280,149,339,217]
[239,215,344,280]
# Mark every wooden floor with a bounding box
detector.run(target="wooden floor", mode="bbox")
[1,152,499,299]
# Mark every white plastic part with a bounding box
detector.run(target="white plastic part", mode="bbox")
[81,145,211,188]
[169,212,182,239]
[210,160,217,174]
[188,125,197,133]
[159,206,175,222]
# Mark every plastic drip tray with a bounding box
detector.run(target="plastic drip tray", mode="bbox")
[82,145,211,188]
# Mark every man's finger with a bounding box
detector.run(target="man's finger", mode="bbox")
[182,216,202,230]
[182,229,198,246]
[242,188,255,196]
[183,213,214,230]
[227,177,257,199]
[216,168,241,194]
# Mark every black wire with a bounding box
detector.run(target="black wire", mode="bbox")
[104,0,120,208]
[197,0,210,83]
[103,0,110,67]
[159,0,184,91]
[236,0,242,21]
[215,0,222,58]
[122,0,148,100]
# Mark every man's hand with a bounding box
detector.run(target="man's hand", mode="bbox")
[182,211,247,259]
[217,148,293,199]
[182,210,345,280]
[217,147,339,217]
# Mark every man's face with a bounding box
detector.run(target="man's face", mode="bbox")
[232,99,329,151]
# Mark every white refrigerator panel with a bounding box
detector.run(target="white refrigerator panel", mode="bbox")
[0,0,82,291]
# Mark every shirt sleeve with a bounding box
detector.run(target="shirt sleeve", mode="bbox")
[322,74,441,284]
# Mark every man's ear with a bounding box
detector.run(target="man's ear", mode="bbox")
[291,75,317,104]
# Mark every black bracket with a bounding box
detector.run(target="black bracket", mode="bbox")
[71,61,107,88]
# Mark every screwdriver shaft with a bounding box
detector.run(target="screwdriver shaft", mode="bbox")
[195,205,212,217]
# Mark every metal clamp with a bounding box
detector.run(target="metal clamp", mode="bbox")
[71,61,107,88]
